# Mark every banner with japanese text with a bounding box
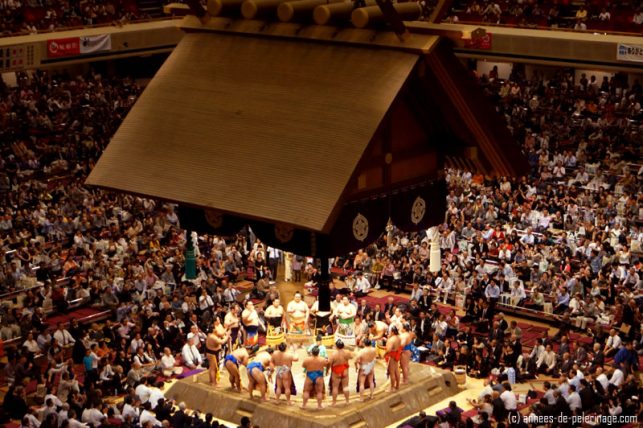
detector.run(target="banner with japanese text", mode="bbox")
[617,43,643,63]
[47,35,112,59]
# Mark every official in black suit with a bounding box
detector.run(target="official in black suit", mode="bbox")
[356,300,371,319]
[417,288,432,311]
[472,238,489,257]
[396,267,413,293]
[488,339,503,364]
[383,298,396,316]
[372,304,386,322]
[488,322,505,344]
[475,301,493,333]
[510,337,522,355]
[408,299,421,319]
[154,398,173,422]
[553,391,571,418]
[588,347,604,372]
[183,313,200,335]
[578,379,597,412]
[414,312,432,345]
[171,403,191,428]
[491,394,507,422]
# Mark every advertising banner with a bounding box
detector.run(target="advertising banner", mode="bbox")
[47,34,112,58]
[617,43,643,63]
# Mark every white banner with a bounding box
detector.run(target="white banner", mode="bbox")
[79,34,112,54]
[617,43,643,63]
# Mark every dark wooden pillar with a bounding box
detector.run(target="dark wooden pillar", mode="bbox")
[318,255,331,312]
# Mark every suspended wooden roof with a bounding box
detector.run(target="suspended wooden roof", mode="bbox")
[87,17,528,256]
[87,32,420,233]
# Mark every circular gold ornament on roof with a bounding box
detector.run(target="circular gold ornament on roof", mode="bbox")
[352,213,369,242]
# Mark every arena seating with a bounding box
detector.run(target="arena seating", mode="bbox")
[445,0,643,34]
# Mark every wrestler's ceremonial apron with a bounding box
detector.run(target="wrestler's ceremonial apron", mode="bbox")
[336,316,356,346]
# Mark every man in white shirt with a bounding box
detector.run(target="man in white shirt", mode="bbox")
[477,378,494,402]
[139,402,162,427]
[499,383,517,411]
[568,293,583,315]
[37,330,52,352]
[266,247,281,282]
[186,324,207,347]
[44,393,63,408]
[536,344,557,374]
[117,319,136,339]
[160,347,182,377]
[569,369,584,390]
[135,377,152,403]
[130,333,145,354]
[181,337,203,369]
[542,381,555,405]
[57,404,70,425]
[529,339,545,364]
[354,272,371,296]
[566,385,582,412]
[557,375,570,398]
[604,329,622,357]
[435,274,454,303]
[537,211,552,230]
[23,409,41,428]
[498,245,512,262]
[53,323,75,347]
[595,367,609,391]
[67,411,88,428]
[409,283,422,301]
[223,282,240,306]
[482,225,496,240]
[22,332,40,354]
[499,262,514,280]
[41,398,59,423]
[520,229,535,245]
[623,268,640,288]
[432,314,448,338]
[608,365,624,388]
[570,167,589,185]
[121,397,140,421]
[148,387,165,409]
[81,404,104,427]
[552,163,565,179]
[510,281,526,306]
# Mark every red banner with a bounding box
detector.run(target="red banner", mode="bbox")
[47,35,111,58]
[47,37,80,58]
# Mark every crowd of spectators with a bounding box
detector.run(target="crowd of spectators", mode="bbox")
[0,69,260,427]
[329,63,642,426]
[446,0,643,33]
[0,60,642,428]
[0,0,416,38]
[2,0,643,38]
[0,0,148,37]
